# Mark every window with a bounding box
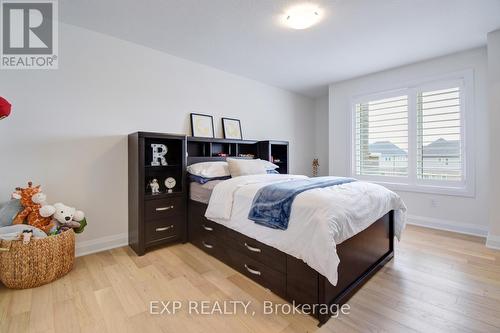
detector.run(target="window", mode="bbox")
[417,87,461,181]
[351,72,472,195]
[355,95,408,177]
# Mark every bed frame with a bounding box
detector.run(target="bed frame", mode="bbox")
[186,139,394,325]
[189,200,393,325]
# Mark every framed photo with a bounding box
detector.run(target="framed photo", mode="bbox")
[222,118,243,140]
[190,113,215,138]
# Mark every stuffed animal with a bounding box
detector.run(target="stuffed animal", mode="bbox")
[0,198,22,227]
[49,202,87,234]
[12,182,55,234]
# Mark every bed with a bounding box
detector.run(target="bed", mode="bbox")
[187,157,406,325]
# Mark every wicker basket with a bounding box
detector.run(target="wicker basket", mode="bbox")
[0,229,75,289]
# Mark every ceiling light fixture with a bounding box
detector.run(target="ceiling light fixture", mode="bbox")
[283,3,322,30]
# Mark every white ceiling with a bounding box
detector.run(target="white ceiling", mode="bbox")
[59,0,500,97]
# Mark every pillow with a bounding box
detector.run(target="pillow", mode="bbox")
[189,174,231,184]
[261,160,279,170]
[187,161,230,178]
[0,199,22,227]
[227,158,267,177]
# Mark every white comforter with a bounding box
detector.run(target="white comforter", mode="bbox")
[205,174,407,285]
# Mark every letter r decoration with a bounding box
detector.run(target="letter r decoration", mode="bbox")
[151,144,168,166]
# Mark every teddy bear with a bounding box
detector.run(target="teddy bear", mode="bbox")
[12,182,56,234]
[49,202,87,234]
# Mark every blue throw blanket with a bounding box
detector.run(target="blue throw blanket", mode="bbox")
[248,177,356,230]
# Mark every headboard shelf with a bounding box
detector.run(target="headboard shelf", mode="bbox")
[186,137,288,173]
[187,137,258,161]
[187,137,257,144]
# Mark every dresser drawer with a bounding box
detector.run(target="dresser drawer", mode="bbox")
[228,249,286,297]
[145,197,185,222]
[225,228,286,273]
[145,219,180,245]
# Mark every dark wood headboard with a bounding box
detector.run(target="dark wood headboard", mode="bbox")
[187,137,258,165]
[187,137,289,174]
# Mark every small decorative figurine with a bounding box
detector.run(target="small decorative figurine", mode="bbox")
[21,230,33,244]
[148,179,161,194]
[164,177,176,193]
[151,144,168,166]
[312,158,320,177]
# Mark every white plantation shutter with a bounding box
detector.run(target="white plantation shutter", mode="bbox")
[417,87,463,181]
[355,95,409,177]
[351,72,472,195]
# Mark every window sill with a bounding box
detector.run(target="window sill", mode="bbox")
[354,178,474,197]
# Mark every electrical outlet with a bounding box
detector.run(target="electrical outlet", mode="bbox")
[430,198,438,208]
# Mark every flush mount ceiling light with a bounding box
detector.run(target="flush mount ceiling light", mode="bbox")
[283,3,322,30]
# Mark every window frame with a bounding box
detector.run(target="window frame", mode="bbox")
[349,70,474,197]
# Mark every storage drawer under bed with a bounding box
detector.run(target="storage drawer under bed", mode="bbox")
[224,227,286,273]
[226,246,286,297]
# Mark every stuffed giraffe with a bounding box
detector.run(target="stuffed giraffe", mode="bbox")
[12,182,55,234]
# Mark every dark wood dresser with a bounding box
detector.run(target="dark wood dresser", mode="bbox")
[128,132,187,255]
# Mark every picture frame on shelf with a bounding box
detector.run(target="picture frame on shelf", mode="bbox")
[190,113,215,138]
[222,117,243,140]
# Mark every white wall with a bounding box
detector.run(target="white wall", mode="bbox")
[487,30,500,248]
[0,23,315,255]
[328,48,490,236]
[314,96,329,176]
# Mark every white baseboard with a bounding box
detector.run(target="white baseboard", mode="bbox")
[75,232,128,257]
[406,214,488,237]
[486,235,500,250]
[72,216,492,256]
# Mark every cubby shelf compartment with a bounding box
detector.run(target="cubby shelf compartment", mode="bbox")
[187,137,259,160]
[257,140,289,174]
[187,137,289,174]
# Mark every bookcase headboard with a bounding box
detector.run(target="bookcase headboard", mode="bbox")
[187,137,289,174]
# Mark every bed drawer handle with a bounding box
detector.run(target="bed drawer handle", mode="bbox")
[202,241,214,249]
[202,224,214,232]
[244,264,261,276]
[244,243,261,253]
[156,225,174,232]
[156,205,174,211]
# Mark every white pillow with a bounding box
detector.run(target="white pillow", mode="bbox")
[261,160,279,170]
[227,158,267,177]
[187,161,230,178]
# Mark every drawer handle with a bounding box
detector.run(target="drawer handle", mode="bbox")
[156,205,174,211]
[244,243,261,253]
[202,224,214,231]
[244,264,261,276]
[156,225,174,232]
[202,241,214,249]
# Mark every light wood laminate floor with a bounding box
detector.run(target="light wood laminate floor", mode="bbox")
[1,225,500,333]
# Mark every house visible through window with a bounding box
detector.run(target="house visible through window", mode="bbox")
[417,87,461,181]
[355,95,408,177]
[352,73,470,195]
